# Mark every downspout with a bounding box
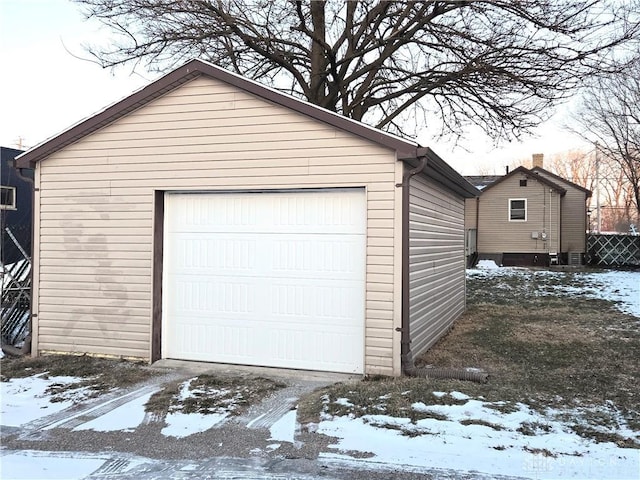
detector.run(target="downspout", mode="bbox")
[558,193,563,264]
[398,153,488,383]
[475,192,480,266]
[398,156,428,374]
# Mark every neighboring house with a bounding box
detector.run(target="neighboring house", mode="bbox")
[16,59,479,376]
[465,155,591,266]
[1,147,31,265]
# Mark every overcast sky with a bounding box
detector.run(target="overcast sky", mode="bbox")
[0,0,590,175]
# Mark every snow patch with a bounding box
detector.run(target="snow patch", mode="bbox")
[73,391,156,432]
[269,409,297,443]
[335,397,355,407]
[475,259,500,269]
[161,411,228,438]
[319,396,640,479]
[0,374,82,427]
[450,391,470,401]
[1,450,106,480]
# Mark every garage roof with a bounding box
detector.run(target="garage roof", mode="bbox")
[16,59,478,198]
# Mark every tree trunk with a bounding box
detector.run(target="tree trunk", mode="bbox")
[309,1,328,107]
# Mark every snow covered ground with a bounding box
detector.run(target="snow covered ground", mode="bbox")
[469,260,640,317]
[1,265,639,479]
[318,393,639,479]
[0,374,82,427]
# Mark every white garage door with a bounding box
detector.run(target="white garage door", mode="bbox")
[162,189,366,373]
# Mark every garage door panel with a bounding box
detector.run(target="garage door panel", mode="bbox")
[170,316,362,371]
[163,189,366,373]
[168,191,366,234]
[166,235,257,272]
[166,234,365,279]
[170,278,254,315]
[168,327,363,365]
[269,282,364,321]
[167,275,363,323]
[271,236,365,277]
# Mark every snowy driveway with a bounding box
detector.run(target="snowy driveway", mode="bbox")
[1,365,506,480]
[2,358,638,480]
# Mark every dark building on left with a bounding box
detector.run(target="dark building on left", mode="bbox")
[1,147,32,265]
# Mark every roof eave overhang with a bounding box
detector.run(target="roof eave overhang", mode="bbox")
[400,147,480,198]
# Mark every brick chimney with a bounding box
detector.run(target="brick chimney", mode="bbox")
[532,153,544,169]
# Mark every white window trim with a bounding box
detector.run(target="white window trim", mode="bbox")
[509,198,527,222]
[0,186,16,210]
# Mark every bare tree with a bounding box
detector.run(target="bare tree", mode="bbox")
[545,148,639,232]
[74,0,639,140]
[574,58,640,221]
[547,150,597,192]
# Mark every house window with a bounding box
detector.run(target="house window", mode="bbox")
[520,179,527,187]
[509,198,526,221]
[0,186,16,210]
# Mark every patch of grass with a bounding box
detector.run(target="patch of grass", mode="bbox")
[145,381,181,413]
[570,425,640,449]
[460,419,504,430]
[484,402,520,414]
[517,421,552,436]
[146,374,285,417]
[300,377,470,423]
[523,446,557,458]
[416,411,449,421]
[0,354,158,402]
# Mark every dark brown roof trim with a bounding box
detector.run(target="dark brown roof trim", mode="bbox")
[482,166,567,196]
[530,166,592,197]
[404,148,479,198]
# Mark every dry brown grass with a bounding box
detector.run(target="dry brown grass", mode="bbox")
[145,374,285,416]
[0,353,158,402]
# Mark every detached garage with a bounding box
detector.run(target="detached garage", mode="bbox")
[17,59,479,376]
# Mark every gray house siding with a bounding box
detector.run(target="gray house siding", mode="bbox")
[408,172,466,356]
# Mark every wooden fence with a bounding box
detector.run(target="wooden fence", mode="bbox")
[586,233,640,267]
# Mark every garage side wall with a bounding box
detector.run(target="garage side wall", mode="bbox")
[408,172,466,357]
[32,75,400,375]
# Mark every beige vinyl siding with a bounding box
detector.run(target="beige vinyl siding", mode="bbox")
[34,75,401,375]
[408,172,465,357]
[558,191,588,253]
[477,174,561,254]
[464,197,478,230]
[532,171,587,254]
